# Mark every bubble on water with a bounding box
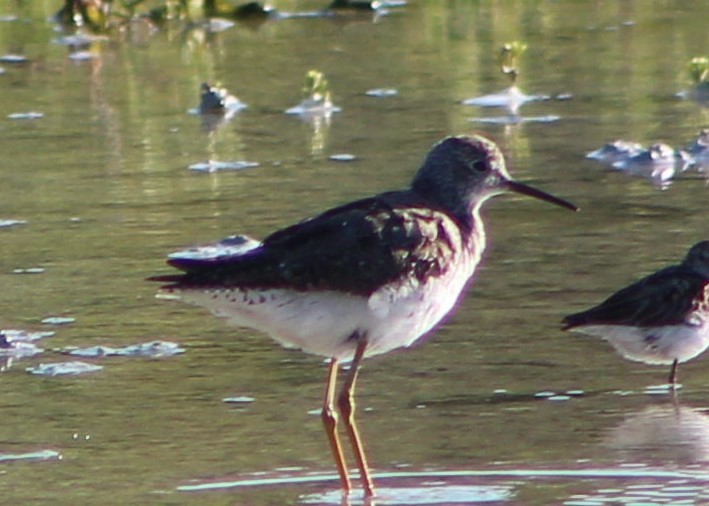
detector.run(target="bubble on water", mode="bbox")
[0,449,61,463]
[365,88,398,97]
[0,54,29,63]
[62,341,185,358]
[0,219,26,227]
[547,395,572,402]
[188,160,259,173]
[41,317,76,325]
[302,484,514,504]
[69,51,98,61]
[565,390,585,396]
[285,99,341,116]
[26,361,103,376]
[534,391,556,398]
[223,396,256,404]
[1,329,55,342]
[329,153,357,162]
[207,18,235,32]
[7,111,43,120]
[52,34,109,47]
[12,267,45,274]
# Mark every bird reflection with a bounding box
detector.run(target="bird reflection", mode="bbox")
[603,403,709,464]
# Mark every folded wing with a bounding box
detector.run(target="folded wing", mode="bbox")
[563,266,708,329]
[154,193,463,297]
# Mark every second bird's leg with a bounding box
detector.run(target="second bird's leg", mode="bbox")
[322,359,351,495]
[338,337,376,498]
[668,358,679,386]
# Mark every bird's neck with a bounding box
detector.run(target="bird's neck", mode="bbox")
[466,202,488,266]
[408,182,489,264]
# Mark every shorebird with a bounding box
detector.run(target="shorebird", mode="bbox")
[150,134,577,498]
[563,241,709,386]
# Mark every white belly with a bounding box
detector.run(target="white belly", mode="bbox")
[162,254,476,361]
[571,322,709,365]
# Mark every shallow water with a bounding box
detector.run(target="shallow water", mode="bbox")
[0,0,708,504]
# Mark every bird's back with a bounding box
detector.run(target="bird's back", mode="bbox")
[158,190,476,298]
[563,265,709,329]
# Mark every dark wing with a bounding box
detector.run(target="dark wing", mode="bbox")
[154,192,463,297]
[562,266,708,329]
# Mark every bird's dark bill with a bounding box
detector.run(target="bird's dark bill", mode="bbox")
[505,180,578,211]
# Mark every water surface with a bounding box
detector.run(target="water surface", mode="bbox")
[0,1,708,504]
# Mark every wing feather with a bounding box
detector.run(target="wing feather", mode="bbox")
[157,193,463,297]
[563,266,708,328]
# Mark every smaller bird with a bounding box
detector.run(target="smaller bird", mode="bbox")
[563,241,709,386]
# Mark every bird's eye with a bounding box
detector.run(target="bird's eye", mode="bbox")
[472,160,487,172]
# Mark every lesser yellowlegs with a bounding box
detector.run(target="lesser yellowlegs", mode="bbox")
[151,134,578,498]
[563,241,709,386]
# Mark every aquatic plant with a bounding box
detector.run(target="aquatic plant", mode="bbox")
[463,41,556,121]
[688,57,709,85]
[55,0,201,30]
[498,41,527,84]
[55,0,110,31]
[303,69,331,104]
[285,69,340,117]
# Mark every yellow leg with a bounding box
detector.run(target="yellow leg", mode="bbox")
[322,358,351,495]
[338,338,376,498]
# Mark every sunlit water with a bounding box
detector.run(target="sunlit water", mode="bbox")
[0,1,707,504]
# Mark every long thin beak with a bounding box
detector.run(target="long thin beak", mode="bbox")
[505,180,579,212]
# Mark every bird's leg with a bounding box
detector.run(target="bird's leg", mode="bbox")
[322,358,351,495]
[338,337,376,498]
[668,359,679,387]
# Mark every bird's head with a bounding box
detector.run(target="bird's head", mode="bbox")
[412,135,578,220]
[684,241,709,278]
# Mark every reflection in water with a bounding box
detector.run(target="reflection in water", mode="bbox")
[584,134,706,189]
[282,111,335,156]
[463,85,547,113]
[610,143,690,189]
[586,140,645,165]
[603,403,709,464]
[0,329,52,372]
[176,467,709,504]
[177,469,516,504]
[303,112,332,156]
[463,86,564,125]
[301,484,514,505]
[566,479,709,504]
[285,70,341,155]
[683,129,709,173]
[677,82,709,109]
[469,112,560,126]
